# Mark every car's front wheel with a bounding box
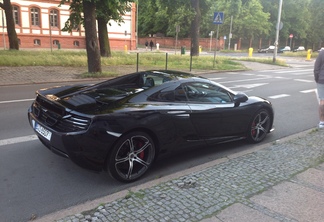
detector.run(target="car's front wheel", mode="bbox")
[108,131,156,182]
[246,109,271,143]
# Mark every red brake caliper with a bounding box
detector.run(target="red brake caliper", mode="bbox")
[251,121,256,136]
[138,141,145,159]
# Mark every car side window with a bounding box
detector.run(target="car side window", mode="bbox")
[147,86,188,102]
[148,89,175,102]
[142,73,172,88]
[183,82,232,103]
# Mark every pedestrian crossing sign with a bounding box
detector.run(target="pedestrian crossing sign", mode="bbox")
[213,12,224,24]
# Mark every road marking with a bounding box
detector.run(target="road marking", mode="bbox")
[256,74,271,78]
[0,135,38,147]
[294,79,313,83]
[268,94,290,99]
[274,69,312,74]
[300,89,316,93]
[209,77,225,81]
[292,72,312,76]
[219,77,268,84]
[230,83,268,89]
[0,98,34,104]
[275,76,290,79]
[242,73,254,76]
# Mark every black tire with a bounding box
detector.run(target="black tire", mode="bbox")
[246,109,271,143]
[108,131,156,182]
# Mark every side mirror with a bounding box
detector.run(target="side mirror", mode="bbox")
[233,92,248,107]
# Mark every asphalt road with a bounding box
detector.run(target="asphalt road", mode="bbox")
[0,61,319,221]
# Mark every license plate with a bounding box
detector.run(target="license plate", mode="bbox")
[32,120,52,141]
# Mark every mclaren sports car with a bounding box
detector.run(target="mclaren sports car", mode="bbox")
[28,70,274,182]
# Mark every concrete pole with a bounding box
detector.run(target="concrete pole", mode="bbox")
[228,16,233,50]
[2,9,6,50]
[273,0,283,63]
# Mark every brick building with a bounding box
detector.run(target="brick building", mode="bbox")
[0,0,137,50]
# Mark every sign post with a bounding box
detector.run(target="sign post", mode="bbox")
[209,31,214,51]
[289,34,293,49]
[213,12,224,68]
[175,25,180,54]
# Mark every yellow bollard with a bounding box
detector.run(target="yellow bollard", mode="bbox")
[306,49,312,60]
[199,46,202,53]
[248,48,253,57]
[124,45,128,53]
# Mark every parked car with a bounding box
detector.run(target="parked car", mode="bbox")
[258,45,275,53]
[318,47,324,52]
[278,46,291,53]
[293,46,305,52]
[28,70,274,182]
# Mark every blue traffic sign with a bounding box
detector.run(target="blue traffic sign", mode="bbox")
[213,12,224,24]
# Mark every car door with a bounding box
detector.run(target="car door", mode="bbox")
[145,83,205,151]
[184,82,248,144]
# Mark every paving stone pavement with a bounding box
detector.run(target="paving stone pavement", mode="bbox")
[38,129,323,222]
[2,59,322,222]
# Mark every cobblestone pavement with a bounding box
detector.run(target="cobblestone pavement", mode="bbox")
[47,130,323,222]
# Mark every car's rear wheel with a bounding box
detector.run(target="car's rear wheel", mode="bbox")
[247,109,271,143]
[108,131,156,182]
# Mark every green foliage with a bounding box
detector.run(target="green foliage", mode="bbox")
[60,0,134,32]
[138,0,322,49]
[235,0,271,39]
[60,0,83,32]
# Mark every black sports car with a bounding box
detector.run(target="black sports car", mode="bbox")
[28,70,274,182]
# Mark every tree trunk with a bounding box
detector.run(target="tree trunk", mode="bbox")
[97,17,111,57]
[2,0,19,50]
[83,0,101,73]
[190,0,200,56]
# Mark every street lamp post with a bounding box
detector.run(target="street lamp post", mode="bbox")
[228,16,233,50]
[1,7,6,49]
[273,0,283,63]
[136,0,138,49]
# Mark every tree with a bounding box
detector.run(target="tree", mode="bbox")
[278,0,310,47]
[138,0,169,37]
[0,0,19,50]
[138,0,210,56]
[83,0,101,73]
[190,0,201,56]
[235,0,271,48]
[61,0,101,72]
[61,0,134,59]
[308,0,324,49]
[96,0,133,57]
[207,0,270,49]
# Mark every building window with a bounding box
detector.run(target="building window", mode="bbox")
[34,39,41,45]
[31,8,40,26]
[53,40,59,45]
[12,6,20,26]
[73,41,79,47]
[49,9,59,28]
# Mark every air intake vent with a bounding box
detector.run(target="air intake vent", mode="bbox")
[32,96,91,132]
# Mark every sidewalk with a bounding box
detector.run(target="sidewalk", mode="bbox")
[2,60,323,222]
[37,130,324,222]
